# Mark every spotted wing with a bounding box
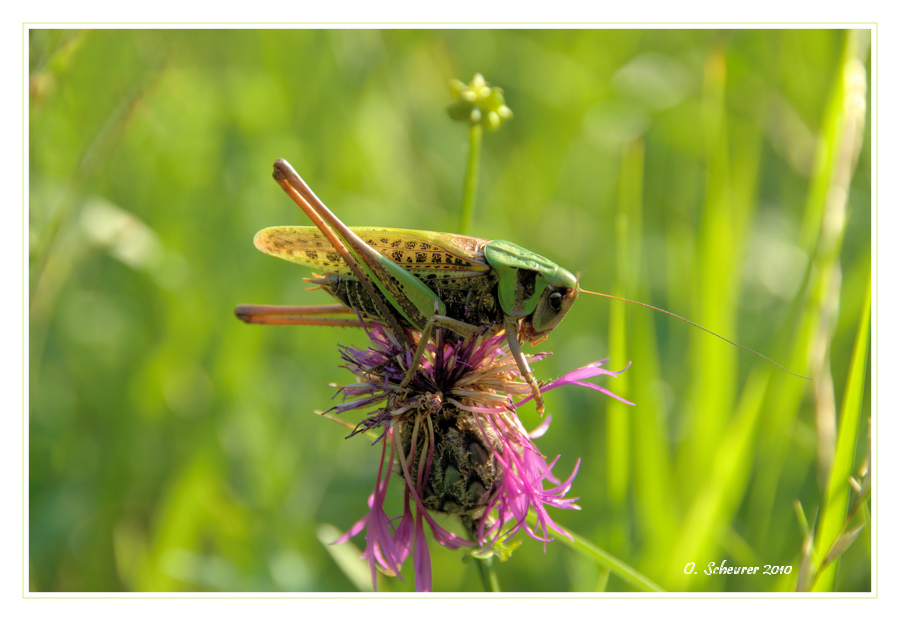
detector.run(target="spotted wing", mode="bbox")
[253,226,491,278]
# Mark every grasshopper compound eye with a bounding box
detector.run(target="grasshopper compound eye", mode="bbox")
[526,282,579,342]
[549,290,564,311]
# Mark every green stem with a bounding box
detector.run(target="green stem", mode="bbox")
[475,556,501,591]
[459,122,483,235]
[528,513,665,592]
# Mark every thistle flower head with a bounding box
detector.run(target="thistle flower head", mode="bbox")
[331,322,632,592]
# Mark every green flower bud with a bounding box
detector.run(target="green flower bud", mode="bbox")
[447,73,513,131]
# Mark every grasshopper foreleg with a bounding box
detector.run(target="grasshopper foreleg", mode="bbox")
[503,316,545,417]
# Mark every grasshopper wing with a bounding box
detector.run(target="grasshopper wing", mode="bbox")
[254,226,492,278]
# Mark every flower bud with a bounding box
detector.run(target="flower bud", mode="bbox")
[447,73,513,131]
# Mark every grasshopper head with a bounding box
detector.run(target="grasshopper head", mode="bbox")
[483,240,580,343]
[521,268,579,343]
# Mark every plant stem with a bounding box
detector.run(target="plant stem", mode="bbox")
[475,556,501,592]
[459,122,483,235]
[530,514,665,592]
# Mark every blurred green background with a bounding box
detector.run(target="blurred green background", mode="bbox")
[29,28,871,592]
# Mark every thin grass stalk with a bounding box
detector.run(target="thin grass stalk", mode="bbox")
[684,44,736,487]
[605,140,643,552]
[532,514,665,592]
[623,139,676,577]
[746,29,869,552]
[811,276,870,590]
[668,370,770,590]
[671,41,764,587]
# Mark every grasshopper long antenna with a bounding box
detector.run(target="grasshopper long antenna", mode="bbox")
[578,288,810,380]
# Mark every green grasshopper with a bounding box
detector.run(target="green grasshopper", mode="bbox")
[235,159,581,416]
[236,160,805,415]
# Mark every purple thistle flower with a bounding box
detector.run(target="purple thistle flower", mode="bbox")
[330,322,631,592]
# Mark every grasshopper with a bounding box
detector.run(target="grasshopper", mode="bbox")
[236,161,806,415]
[235,159,581,415]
